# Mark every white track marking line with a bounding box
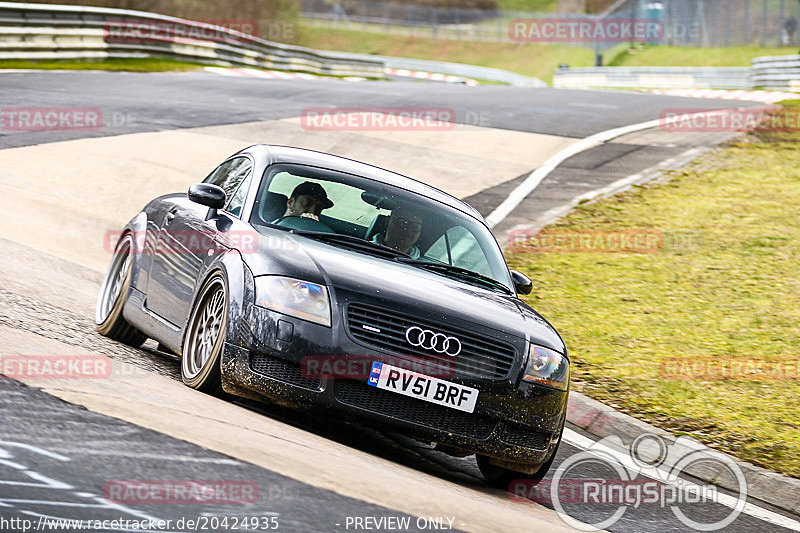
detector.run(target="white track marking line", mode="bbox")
[563,428,800,531]
[486,107,762,228]
[486,117,661,227]
[54,450,240,464]
[0,441,70,461]
[202,66,241,77]
[646,88,799,104]
[507,146,708,235]
[203,66,315,80]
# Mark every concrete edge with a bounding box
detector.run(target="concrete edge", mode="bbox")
[566,391,800,516]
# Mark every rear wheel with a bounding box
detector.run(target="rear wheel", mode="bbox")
[95,234,147,347]
[181,274,227,394]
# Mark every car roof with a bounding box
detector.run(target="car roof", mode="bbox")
[239,144,485,221]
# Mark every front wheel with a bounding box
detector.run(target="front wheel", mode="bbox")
[181,273,228,393]
[95,233,147,347]
[477,450,558,490]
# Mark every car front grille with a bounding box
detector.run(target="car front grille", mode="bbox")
[250,352,322,391]
[334,379,497,440]
[500,423,550,450]
[346,303,516,380]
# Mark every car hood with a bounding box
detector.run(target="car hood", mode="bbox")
[243,229,566,353]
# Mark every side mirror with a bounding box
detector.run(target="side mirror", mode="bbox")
[510,270,533,295]
[188,183,225,220]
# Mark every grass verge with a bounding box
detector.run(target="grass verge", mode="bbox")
[298,25,798,83]
[607,44,793,67]
[494,0,558,11]
[6,38,794,85]
[506,101,800,478]
[0,58,211,72]
[298,26,596,83]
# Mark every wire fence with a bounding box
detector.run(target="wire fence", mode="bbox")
[300,0,800,48]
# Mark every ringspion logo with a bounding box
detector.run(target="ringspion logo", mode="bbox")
[511,434,746,531]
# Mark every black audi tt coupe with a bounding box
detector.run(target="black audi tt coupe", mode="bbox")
[96,145,570,486]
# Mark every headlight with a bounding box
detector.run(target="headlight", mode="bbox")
[523,344,569,391]
[254,276,331,327]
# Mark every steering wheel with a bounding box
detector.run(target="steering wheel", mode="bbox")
[272,215,334,233]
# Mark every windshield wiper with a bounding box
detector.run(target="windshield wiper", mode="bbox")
[288,230,412,258]
[277,229,512,293]
[393,258,514,295]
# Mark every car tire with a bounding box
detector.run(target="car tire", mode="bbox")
[181,273,228,394]
[476,449,558,490]
[95,233,147,347]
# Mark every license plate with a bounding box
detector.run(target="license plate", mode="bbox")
[367,362,479,413]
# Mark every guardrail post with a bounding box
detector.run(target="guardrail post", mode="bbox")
[779,0,786,46]
[744,0,752,45]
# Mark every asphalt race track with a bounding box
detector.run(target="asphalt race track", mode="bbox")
[1,70,798,533]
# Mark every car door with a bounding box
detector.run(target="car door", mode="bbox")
[145,156,253,327]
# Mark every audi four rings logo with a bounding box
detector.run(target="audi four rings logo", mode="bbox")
[405,326,462,356]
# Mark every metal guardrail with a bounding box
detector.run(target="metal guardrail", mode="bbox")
[752,54,800,91]
[4,2,798,92]
[333,51,546,87]
[0,2,546,86]
[0,1,385,77]
[553,66,753,90]
[0,1,546,87]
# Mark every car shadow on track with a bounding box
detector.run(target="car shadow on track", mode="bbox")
[139,341,497,493]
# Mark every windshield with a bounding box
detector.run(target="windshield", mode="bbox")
[249,163,513,290]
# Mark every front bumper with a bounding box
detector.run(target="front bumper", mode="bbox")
[221,305,568,466]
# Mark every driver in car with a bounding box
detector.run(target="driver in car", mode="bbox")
[273,181,335,232]
[281,181,334,220]
[372,206,423,259]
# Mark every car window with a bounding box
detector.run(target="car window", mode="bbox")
[203,157,253,216]
[265,171,382,229]
[250,164,513,290]
[423,226,492,277]
[225,173,252,217]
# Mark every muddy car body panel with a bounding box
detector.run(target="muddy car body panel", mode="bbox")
[107,145,570,474]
